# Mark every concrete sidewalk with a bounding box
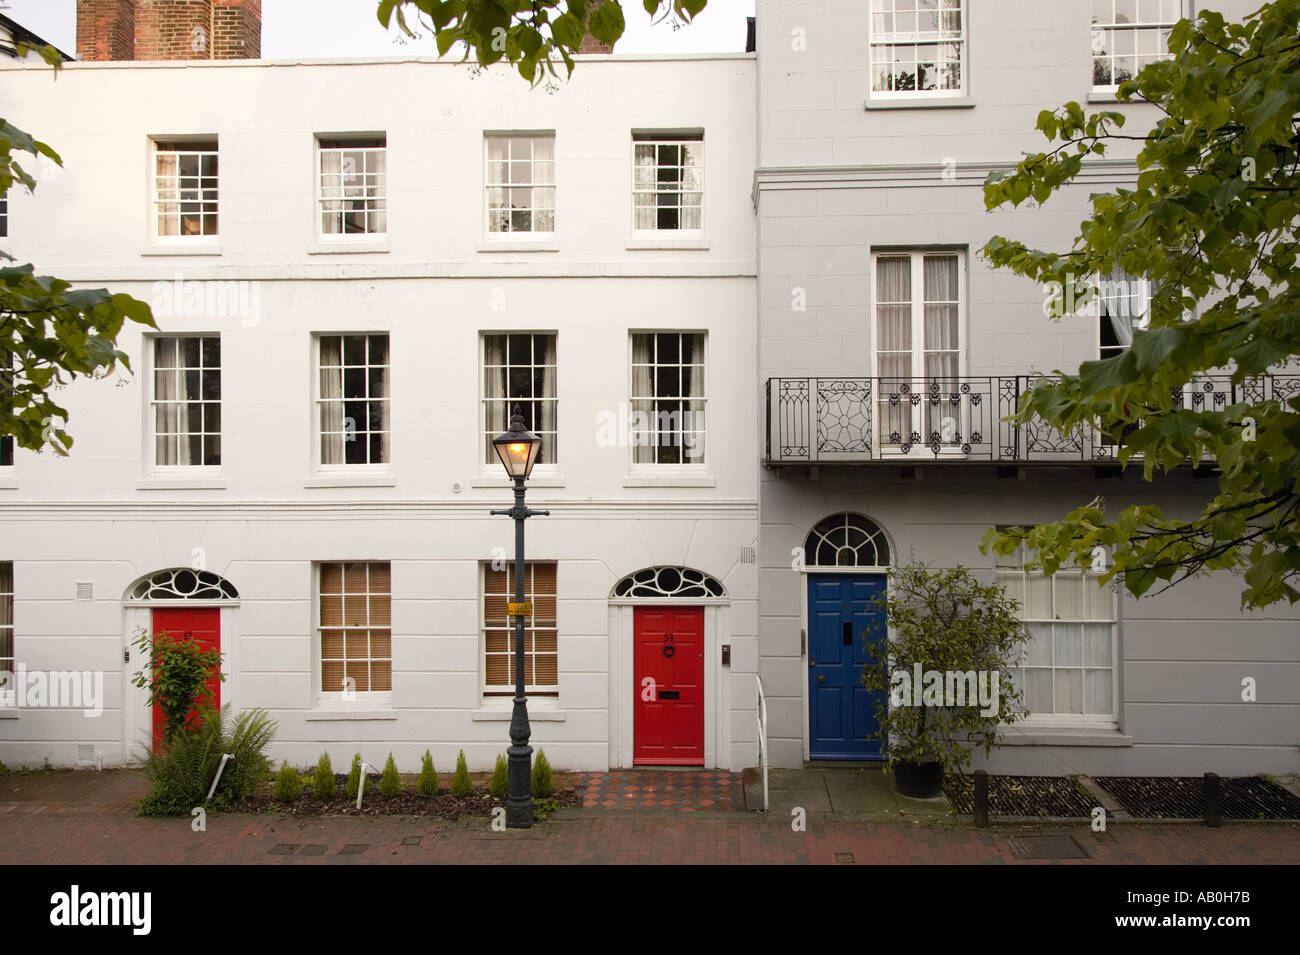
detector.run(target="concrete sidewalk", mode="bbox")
[744,764,954,820]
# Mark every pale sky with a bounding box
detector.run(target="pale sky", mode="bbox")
[2,0,756,58]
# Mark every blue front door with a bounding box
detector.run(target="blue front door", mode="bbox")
[808,574,887,759]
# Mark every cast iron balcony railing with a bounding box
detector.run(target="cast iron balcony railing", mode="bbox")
[764,375,1300,464]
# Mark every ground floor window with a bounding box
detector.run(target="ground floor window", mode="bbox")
[484,561,557,695]
[318,561,391,695]
[996,539,1116,721]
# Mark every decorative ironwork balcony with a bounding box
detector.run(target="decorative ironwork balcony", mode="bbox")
[764,375,1300,465]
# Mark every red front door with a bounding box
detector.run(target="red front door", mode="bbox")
[150,607,221,753]
[634,606,704,765]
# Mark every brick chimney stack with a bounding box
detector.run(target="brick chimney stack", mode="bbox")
[577,0,613,54]
[76,0,261,61]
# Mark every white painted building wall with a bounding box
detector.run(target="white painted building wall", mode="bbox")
[0,52,760,772]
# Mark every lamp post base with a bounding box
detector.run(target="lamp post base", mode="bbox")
[506,739,534,829]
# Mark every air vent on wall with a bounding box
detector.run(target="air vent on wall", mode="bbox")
[75,581,94,601]
[740,547,756,564]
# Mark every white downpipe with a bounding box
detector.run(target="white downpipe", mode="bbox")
[756,676,769,812]
[357,761,375,809]
[206,753,234,802]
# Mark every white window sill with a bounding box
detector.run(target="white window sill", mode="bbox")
[626,237,710,250]
[476,239,559,252]
[304,472,396,488]
[0,708,18,719]
[1087,90,1127,103]
[305,709,398,721]
[469,474,566,489]
[141,244,223,256]
[472,703,566,721]
[136,476,227,490]
[623,472,715,488]
[864,96,975,110]
[0,475,17,490]
[307,238,391,254]
[996,725,1131,747]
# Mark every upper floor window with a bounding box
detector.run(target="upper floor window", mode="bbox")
[1,352,12,468]
[0,196,7,237]
[483,334,557,466]
[153,139,218,238]
[317,334,390,466]
[318,136,387,236]
[633,134,703,232]
[1098,268,1151,360]
[631,332,706,464]
[870,0,965,96]
[486,134,555,235]
[1091,0,1182,90]
[152,336,221,467]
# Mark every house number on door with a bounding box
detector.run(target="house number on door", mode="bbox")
[663,633,675,658]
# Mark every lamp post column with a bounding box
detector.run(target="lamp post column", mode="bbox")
[506,476,533,829]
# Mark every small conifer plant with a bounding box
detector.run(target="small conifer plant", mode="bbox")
[380,752,402,798]
[417,750,438,797]
[273,761,302,802]
[345,752,363,799]
[531,749,553,798]
[451,749,473,797]
[312,753,335,799]
[490,754,508,799]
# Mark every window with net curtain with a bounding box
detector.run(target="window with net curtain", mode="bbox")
[631,332,706,464]
[483,334,557,465]
[486,134,555,234]
[874,253,960,442]
[483,561,557,694]
[318,561,391,694]
[154,141,218,237]
[995,536,1117,721]
[318,137,387,236]
[318,334,389,466]
[0,562,12,706]
[153,336,221,467]
[633,134,703,232]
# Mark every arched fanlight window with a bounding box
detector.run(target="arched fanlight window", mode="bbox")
[128,568,239,601]
[803,514,890,567]
[613,566,725,598]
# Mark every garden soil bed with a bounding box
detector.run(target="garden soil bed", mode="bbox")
[234,772,582,819]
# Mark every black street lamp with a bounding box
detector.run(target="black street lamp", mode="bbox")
[489,407,548,828]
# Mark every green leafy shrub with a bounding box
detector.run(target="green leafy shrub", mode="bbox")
[313,752,336,799]
[450,749,473,797]
[129,626,225,745]
[345,752,363,799]
[533,796,560,820]
[0,761,8,775]
[417,750,438,796]
[138,704,276,816]
[380,753,402,798]
[531,749,553,798]
[273,761,302,802]
[490,754,508,799]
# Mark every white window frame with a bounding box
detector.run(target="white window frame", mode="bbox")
[484,133,556,238]
[631,133,704,236]
[151,138,219,242]
[996,539,1119,727]
[149,334,222,472]
[869,249,967,455]
[315,560,392,706]
[480,332,559,470]
[629,331,708,468]
[1091,0,1185,94]
[313,333,392,471]
[316,135,388,239]
[868,0,968,100]
[481,560,559,697]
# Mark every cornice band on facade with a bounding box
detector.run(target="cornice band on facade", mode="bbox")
[752,159,1141,193]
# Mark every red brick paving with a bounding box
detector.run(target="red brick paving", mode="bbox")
[571,769,745,811]
[1,768,1297,864]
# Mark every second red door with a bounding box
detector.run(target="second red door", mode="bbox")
[150,607,221,753]
[633,606,704,765]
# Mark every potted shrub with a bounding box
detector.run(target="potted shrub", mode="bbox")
[861,560,1028,798]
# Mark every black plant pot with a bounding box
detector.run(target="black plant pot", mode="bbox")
[894,759,944,798]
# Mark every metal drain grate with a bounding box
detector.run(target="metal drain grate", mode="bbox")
[339,843,370,855]
[834,852,855,864]
[402,836,422,847]
[1094,776,1300,820]
[945,774,1096,817]
[269,843,300,855]
[1007,835,1089,860]
[299,844,327,856]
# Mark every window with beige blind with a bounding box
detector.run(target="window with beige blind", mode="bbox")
[318,561,391,696]
[483,562,557,695]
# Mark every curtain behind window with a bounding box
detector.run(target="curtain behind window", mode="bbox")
[631,334,654,463]
[876,257,912,381]
[153,338,190,465]
[484,335,507,463]
[922,255,959,379]
[319,337,344,464]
